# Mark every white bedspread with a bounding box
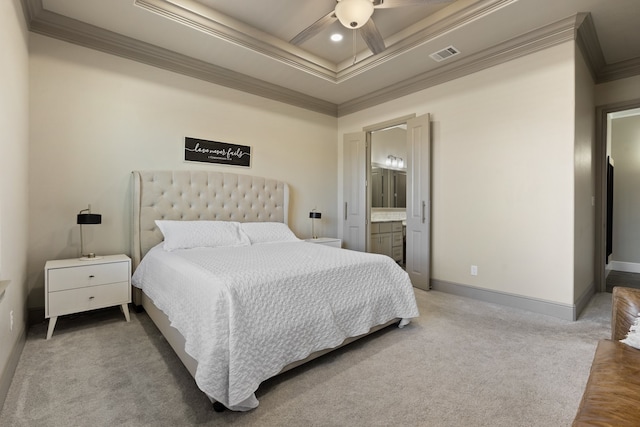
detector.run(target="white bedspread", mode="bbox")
[132,241,419,410]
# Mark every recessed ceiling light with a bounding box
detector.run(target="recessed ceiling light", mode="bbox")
[331,33,344,42]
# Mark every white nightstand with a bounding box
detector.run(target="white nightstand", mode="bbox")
[44,254,131,339]
[305,237,342,248]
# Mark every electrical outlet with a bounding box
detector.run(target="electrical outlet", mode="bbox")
[470,265,478,276]
[10,310,14,332]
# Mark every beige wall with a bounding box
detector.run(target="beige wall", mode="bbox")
[611,115,640,264]
[27,34,338,309]
[338,42,577,305]
[573,46,596,302]
[0,0,29,407]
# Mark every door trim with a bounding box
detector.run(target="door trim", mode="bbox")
[595,98,640,292]
[363,114,416,133]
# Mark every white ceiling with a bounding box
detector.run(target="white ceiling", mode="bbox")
[23,0,640,116]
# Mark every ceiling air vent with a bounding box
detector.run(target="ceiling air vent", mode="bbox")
[429,45,460,62]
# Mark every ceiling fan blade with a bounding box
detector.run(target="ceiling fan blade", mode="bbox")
[373,0,453,9]
[290,11,337,46]
[360,19,386,55]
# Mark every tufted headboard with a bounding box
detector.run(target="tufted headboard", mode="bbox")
[131,170,289,270]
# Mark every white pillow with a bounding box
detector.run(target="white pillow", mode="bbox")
[620,313,640,350]
[240,222,300,244]
[155,220,250,251]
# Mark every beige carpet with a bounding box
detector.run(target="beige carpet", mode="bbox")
[0,289,612,427]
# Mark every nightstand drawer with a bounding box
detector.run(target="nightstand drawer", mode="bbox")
[48,281,129,317]
[48,262,129,292]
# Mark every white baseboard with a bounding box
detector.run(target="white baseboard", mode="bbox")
[608,261,640,274]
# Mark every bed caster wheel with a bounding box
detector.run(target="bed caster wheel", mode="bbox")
[212,401,226,412]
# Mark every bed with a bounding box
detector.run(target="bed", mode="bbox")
[130,170,419,411]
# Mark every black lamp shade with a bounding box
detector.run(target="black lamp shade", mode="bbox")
[77,213,102,225]
[309,211,322,219]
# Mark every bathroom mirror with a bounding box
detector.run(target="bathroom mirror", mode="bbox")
[370,125,407,209]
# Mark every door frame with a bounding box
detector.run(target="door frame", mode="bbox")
[364,114,416,252]
[595,98,640,292]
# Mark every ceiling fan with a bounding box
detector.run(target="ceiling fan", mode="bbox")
[290,0,454,55]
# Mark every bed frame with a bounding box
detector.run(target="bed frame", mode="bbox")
[131,170,397,410]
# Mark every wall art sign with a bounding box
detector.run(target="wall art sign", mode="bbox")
[184,137,251,168]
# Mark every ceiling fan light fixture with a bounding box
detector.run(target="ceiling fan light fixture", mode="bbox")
[335,0,374,29]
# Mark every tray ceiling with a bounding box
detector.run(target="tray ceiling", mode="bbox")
[24,0,640,116]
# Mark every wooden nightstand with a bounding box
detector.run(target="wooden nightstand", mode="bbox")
[305,237,342,248]
[44,254,131,339]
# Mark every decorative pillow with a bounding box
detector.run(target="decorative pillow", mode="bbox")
[620,313,640,350]
[240,222,300,244]
[155,220,250,251]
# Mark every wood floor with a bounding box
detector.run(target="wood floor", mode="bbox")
[606,270,640,293]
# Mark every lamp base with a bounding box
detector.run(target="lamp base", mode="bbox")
[79,254,103,261]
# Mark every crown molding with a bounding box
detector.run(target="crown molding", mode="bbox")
[597,57,640,83]
[575,12,640,84]
[575,13,604,82]
[343,12,640,114]
[134,0,338,81]
[23,0,338,116]
[22,0,637,117]
[339,14,581,116]
[337,0,518,82]
[135,0,519,85]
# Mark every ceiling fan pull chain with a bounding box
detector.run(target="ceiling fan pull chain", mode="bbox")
[353,28,357,65]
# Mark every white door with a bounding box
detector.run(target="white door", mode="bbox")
[343,132,367,251]
[406,114,431,290]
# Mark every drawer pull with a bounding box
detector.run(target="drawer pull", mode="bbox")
[89,275,95,278]
[89,296,95,300]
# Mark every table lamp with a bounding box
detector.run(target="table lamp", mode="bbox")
[77,205,102,260]
[309,209,322,239]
